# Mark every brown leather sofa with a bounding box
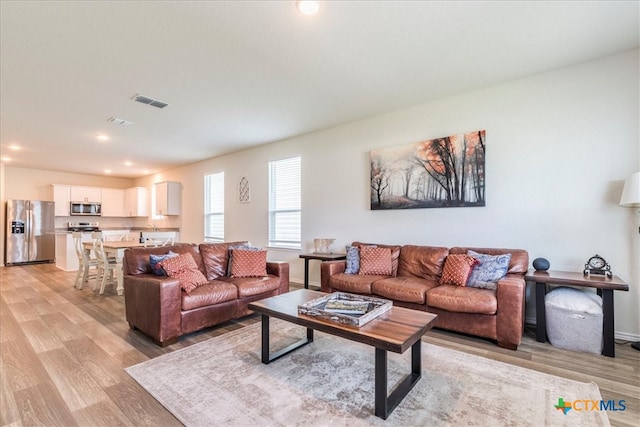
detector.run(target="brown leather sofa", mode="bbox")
[321,243,528,349]
[123,242,289,346]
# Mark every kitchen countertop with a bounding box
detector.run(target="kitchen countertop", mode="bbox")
[55,228,180,233]
[130,227,180,232]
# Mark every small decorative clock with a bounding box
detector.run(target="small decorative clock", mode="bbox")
[583,254,612,278]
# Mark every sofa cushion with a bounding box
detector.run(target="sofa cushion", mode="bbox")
[371,277,438,304]
[222,275,282,298]
[329,273,379,295]
[358,246,392,276]
[466,250,511,290]
[397,245,450,280]
[427,284,497,315]
[439,254,479,286]
[352,242,401,276]
[200,243,232,280]
[123,243,201,276]
[181,281,238,311]
[160,253,208,294]
[149,251,178,276]
[229,249,267,278]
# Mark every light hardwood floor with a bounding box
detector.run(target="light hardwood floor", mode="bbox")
[1,263,638,426]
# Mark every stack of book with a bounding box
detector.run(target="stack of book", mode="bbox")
[323,299,370,315]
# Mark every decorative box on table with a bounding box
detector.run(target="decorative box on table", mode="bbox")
[298,292,392,327]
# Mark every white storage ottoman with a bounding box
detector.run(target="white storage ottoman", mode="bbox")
[545,287,603,354]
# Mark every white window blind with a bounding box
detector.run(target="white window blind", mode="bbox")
[204,172,224,242]
[268,156,301,249]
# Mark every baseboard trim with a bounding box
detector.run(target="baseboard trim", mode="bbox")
[614,331,640,342]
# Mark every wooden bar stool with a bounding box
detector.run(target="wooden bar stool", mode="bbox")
[72,231,99,289]
[91,232,118,295]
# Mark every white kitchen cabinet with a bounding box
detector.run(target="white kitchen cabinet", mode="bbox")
[52,185,71,216]
[155,181,181,216]
[71,186,102,203]
[101,188,126,217]
[125,187,149,217]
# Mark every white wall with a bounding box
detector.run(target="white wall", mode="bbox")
[135,49,640,338]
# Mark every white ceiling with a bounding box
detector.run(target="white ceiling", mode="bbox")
[1,1,638,178]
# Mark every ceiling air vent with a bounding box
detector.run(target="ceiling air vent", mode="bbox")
[107,117,134,126]
[132,94,169,109]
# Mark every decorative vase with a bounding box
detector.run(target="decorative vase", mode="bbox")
[313,238,335,254]
[533,257,550,271]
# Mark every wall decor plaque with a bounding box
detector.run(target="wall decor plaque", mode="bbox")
[238,176,250,203]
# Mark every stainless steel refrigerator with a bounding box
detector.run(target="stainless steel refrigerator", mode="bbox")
[5,200,55,265]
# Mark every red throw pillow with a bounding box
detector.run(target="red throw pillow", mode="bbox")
[159,253,208,294]
[358,246,392,276]
[230,249,267,278]
[439,254,479,286]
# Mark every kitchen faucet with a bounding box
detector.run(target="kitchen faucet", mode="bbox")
[148,223,158,231]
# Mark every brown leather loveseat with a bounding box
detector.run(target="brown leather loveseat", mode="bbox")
[321,243,528,349]
[123,242,289,346]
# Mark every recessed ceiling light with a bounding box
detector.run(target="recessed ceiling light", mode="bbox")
[1,156,10,162]
[124,161,133,167]
[296,1,319,15]
[8,144,20,151]
[104,169,112,174]
[96,134,109,141]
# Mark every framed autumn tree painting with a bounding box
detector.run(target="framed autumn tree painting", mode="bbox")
[370,130,485,210]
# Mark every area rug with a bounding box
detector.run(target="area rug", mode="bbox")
[125,319,609,426]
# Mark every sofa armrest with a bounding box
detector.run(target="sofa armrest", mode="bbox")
[320,260,346,293]
[267,261,290,294]
[495,274,526,349]
[124,274,182,346]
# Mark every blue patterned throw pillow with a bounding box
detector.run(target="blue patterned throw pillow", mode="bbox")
[466,250,512,290]
[344,246,360,274]
[149,251,178,276]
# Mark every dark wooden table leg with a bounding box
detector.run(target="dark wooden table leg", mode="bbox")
[601,289,615,357]
[260,314,314,364]
[374,348,388,419]
[411,339,421,377]
[303,258,310,289]
[261,314,270,364]
[374,340,422,419]
[535,281,547,343]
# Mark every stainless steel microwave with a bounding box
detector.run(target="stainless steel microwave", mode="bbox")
[70,202,102,216]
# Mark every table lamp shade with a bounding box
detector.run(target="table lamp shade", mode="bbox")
[620,172,640,207]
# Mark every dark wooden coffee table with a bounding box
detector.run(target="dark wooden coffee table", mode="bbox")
[248,289,438,419]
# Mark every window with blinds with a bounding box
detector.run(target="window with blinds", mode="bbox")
[268,156,301,249]
[204,171,224,242]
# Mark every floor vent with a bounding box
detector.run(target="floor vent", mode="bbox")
[132,94,169,109]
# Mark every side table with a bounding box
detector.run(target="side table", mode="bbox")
[299,253,347,289]
[525,269,629,357]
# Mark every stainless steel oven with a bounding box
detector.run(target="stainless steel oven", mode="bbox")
[67,221,100,232]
